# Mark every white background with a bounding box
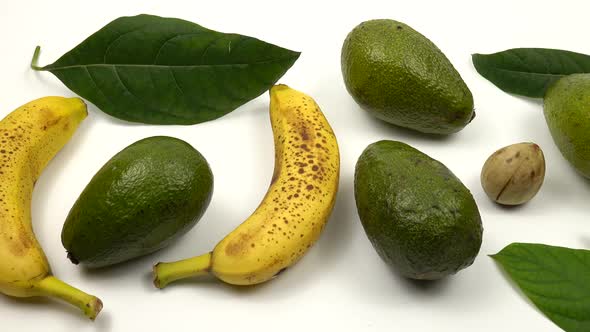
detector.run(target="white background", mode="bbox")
[0,0,586,331]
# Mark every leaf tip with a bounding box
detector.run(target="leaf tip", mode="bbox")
[471,53,483,65]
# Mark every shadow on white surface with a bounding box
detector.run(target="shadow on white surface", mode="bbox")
[0,294,113,326]
[509,94,543,108]
[26,62,67,92]
[490,256,549,326]
[386,264,453,295]
[401,274,453,293]
[74,239,208,293]
[148,269,283,298]
[83,103,147,127]
[93,310,113,330]
[315,175,357,267]
[541,161,590,209]
[218,95,270,122]
[143,175,359,297]
[355,106,461,144]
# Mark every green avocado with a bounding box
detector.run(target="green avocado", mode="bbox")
[61,136,213,268]
[354,140,483,280]
[341,19,475,134]
[544,74,590,178]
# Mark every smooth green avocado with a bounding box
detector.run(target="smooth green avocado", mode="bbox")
[544,74,590,178]
[341,19,475,134]
[354,140,483,280]
[62,136,214,268]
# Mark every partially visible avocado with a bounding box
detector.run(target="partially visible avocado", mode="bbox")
[544,74,590,178]
[341,19,475,134]
[61,136,213,268]
[354,140,483,280]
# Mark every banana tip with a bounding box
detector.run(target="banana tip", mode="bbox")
[152,263,164,289]
[86,297,103,321]
[270,84,290,94]
[153,279,163,289]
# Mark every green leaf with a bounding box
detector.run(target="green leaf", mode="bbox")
[491,243,590,332]
[31,14,300,124]
[472,48,590,98]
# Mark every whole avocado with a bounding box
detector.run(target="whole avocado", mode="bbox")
[341,19,475,134]
[354,141,483,280]
[544,74,590,178]
[62,136,213,268]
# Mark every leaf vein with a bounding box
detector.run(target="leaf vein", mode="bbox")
[83,67,114,107]
[112,67,187,120]
[168,68,185,98]
[153,31,208,64]
[523,285,590,305]
[45,56,296,71]
[199,36,224,63]
[103,25,152,63]
[489,66,565,79]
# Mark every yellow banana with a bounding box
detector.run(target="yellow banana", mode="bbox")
[153,84,340,287]
[0,96,101,320]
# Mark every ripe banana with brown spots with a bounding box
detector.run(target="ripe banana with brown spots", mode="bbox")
[0,96,102,320]
[153,84,340,287]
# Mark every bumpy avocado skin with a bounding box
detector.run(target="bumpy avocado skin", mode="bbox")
[544,74,590,178]
[354,140,483,280]
[61,136,214,268]
[341,19,474,134]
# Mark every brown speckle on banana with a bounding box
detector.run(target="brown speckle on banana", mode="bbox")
[153,84,340,288]
[0,97,101,320]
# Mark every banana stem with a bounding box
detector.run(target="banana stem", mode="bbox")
[30,46,44,71]
[34,276,102,320]
[153,252,212,289]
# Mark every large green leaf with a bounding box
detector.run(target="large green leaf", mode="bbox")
[472,48,590,98]
[32,14,300,124]
[491,243,590,332]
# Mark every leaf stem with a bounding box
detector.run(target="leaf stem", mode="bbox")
[30,46,44,71]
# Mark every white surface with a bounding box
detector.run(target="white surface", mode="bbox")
[0,0,586,331]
